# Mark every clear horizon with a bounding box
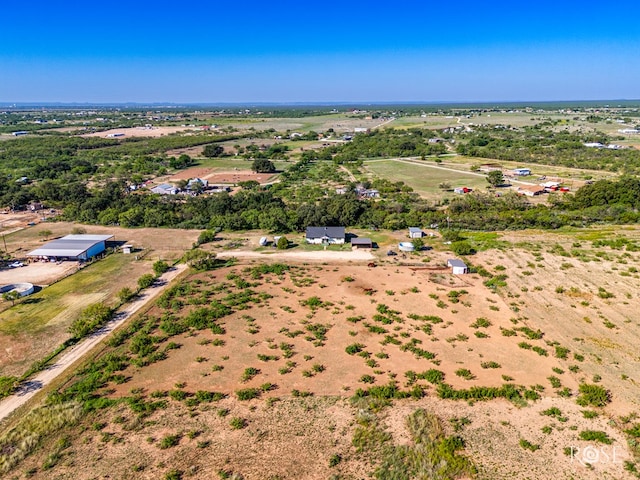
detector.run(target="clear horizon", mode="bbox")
[1,1,639,103]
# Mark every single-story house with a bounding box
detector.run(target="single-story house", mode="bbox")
[151,183,179,195]
[447,258,468,275]
[351,237,373,249]
[28,234,114,261]
[513,168,531,176]
[517,185,545,197]
[408,227,424,239]
[305,226,345,244]
[187,178,209,190]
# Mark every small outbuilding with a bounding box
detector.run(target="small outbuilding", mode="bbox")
[447,258,468,275]
[408,227,424,239]
[351,238,373,249]
[513,168,531,176]
[517,185,545,197]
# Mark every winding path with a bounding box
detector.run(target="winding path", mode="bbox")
[0,264,187,423]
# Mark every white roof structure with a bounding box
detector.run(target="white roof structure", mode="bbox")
[28,234,113,258]
[447,259,467,268]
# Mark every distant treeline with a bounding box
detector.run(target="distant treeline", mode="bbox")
[456,126,640,174]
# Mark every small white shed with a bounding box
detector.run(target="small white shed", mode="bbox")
[447,258,468,275]
[408,227,424,239]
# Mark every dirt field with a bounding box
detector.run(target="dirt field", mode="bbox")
[8,248,636,479]
[4,222,200,263]
[81,126,203,139]
[0,262,77,286]
[5,226,640,479]
[0,223,200,378]
[168,167,277,185]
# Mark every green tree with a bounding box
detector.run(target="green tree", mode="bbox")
[276,236,289,250]
[182,249,218,271]
[486,170,505,187]
[117,287,135,303]
[2,290,20,306]
[0,376,18,398]
[412,238,425,251]
[137,273,156,290]
[69,302,114,338]
[251,158,276,173]
[153,260,170,276]
[38,229,53,240]
[203,144,224,158]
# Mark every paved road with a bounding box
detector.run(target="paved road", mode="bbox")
[0,264,187,423]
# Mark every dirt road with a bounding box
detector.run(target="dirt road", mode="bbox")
[0,264,187,423]
[217,249,374,262]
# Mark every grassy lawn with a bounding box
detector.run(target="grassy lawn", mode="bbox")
[365,159,490,199]
[0,254,135,336]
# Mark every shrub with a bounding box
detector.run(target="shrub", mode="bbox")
[137,274,155,290]
[329,453,342,467]
[481,361,501,369]
[276,236,289,250]
[576,384,610,407]
[455,369,474,380]
[470,317,491,329]
[153,260,170,276]
[360,374,376,384]
[229,417,247,430]
[236,388,260,401]
[519,438,539,452]
[159,434,180,449]
[579,430,613,444]
[241,367,260,382]
[346,343,366,355]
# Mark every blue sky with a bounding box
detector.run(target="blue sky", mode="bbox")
[1,1,639,103]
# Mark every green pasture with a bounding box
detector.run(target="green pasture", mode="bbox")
[365,159,490,199]
[0,254,132,336]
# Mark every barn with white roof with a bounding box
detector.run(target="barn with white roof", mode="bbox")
[27,234,114,261]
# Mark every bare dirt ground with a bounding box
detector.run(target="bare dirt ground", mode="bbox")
[168,167,277,185]
[81,126,202,139]
[217,249,374,262]
[0,262,77,286]
[0,211,47,235]
[5,222,200,263]
[5,228,640,479]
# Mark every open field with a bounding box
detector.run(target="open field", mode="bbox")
[364,158,493,199]
[4,222,200,262]
[81,126,204,138]
[0,264,188,423]
[168,167,278,185]
[0,254,140,377]
[0,223,200,378]
[6,229,640,478]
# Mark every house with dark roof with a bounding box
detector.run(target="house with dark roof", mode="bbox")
[305,226,345,245]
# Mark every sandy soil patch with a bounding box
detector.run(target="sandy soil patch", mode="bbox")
[5,222,200,262]
[217,249,375,262]
[166,166,277,185]
[0,262,77,286]
[81,126,203,138]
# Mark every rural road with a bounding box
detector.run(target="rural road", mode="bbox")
[217,249,374,262]
[0,264,187,423]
